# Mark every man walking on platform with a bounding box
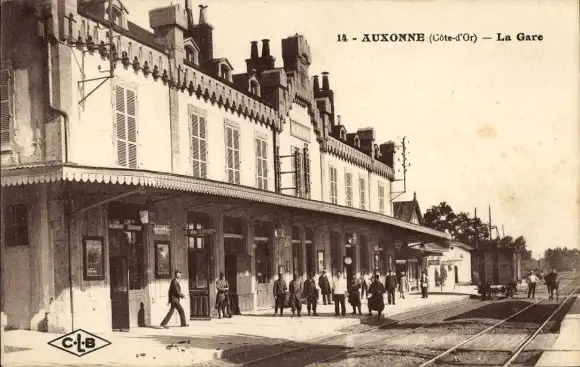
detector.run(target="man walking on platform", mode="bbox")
[385,269,398,305]
[161,270,189,328]
[273,273,287,316]
[303,272,319,316]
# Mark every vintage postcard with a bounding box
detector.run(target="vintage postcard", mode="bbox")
[1,0,578,366]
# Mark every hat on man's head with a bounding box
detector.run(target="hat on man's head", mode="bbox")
[219,271,224,277]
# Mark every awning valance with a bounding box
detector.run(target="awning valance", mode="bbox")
[1,164,451,240]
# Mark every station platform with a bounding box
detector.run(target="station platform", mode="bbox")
[535,294,580,367]
[1,292,468,366]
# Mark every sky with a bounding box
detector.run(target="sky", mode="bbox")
[122,0,579,258]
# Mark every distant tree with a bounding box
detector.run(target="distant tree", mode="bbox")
[544,247,580,271]
[423,202,489,248]
[439,265,448,290]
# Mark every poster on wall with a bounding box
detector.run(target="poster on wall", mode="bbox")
[83,237,104,281]
[155,242,171,279]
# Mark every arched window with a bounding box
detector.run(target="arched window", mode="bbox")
[340,129,346,140]
[250,80,259,95]
[185,46,195,63]
[354,135,360,147]
[220,64,230,80]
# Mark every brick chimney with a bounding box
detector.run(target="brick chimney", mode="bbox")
[191,5,213,65]
[149,3,187,61]
[379,141,396,168]
[321,71,330,90]
[357,128,375,156]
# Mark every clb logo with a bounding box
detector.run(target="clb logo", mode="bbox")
[48,329,111,357]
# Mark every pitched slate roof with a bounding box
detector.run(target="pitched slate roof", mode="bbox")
[393,193,422,225]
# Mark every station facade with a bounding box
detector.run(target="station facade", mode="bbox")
[0,0,449,333]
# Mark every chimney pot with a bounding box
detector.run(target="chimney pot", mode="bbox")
[250,41,259,59]
[313,75,320,91]
[337,115,341,125]
[199,4,208,24]
[261,39,271,58]
[321,71,330,90]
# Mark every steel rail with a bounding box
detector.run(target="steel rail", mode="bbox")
[235,298,473,367]
[417,277,580,367]
[501,286,580,367]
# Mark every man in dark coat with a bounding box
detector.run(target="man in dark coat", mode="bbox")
[215,272,231,319]
[368,274,386,320]
[161,270,189,328]
[318,270,332,305]
[385,269,398,305]
[348,276,362,315]
[544,268,559,301]
[273,273,287,316]
[420,271,429,298]
[302,272,319,316]
[289,273,303,317]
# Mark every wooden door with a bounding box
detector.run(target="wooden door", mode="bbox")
[110,256,130,330]
[188,235,210,319]
[225,254,238,313]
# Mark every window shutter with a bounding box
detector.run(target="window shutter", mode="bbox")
[255,137,261,187]
[199,117,207,178]
[126,89,137,168]
[0,69,11,146]
[233,128,240,183]
[226,127,233,182]
[115,86,127,166]
[191,113,200,176]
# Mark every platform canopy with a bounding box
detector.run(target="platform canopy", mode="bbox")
[1,164,451,242]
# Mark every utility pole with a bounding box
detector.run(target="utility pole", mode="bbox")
[391,136,410,201]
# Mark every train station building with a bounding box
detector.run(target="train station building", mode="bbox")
[0,0,449,333]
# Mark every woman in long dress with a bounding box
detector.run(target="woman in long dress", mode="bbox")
[367,274,386,320]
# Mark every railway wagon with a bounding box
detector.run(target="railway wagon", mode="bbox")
[471,246,522,299]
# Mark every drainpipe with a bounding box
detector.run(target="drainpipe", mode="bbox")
[46,30,73,330]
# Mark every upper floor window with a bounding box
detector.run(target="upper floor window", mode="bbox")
[115,85,137,168]
[329,165,338,204]
[378,184,385,214]
[3,204,28,247]
[109,6,123,27]
[1,68,13,149]
[255,136,268,190]
[220,64,230,80]
[345,171,353,207]
[359,176,366,210]
[291,145,305,197]
[225,121,240,184]
[190,108,207,178]
[250,80,260,96]
[354,135,360,148]
[339,128,346,140]
[185,46,196,64]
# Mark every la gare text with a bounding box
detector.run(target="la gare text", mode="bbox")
[336,33,543,43]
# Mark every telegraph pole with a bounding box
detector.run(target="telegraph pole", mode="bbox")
[391,136,410,201]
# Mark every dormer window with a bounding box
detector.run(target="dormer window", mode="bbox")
[339,128,347,140]
[354,135,360,148]
[220,64,230,81]
[185,46,196,64]
[250,80,260,96]
[107,6,124,27]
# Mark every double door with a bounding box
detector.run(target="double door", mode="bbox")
[188,234,211,319]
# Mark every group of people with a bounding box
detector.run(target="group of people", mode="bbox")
[272,268,431,321]
[526,268,559,300]
[159,267,434,328]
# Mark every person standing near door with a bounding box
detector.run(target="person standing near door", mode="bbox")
[273,273,287,316]
[385,269,398,305]
[360,270,370,299]
[318,270,332,305]
[289,274,303,317]
[302,272,319,316]
[420,271,429,299]
[333,271,348,316]
[215,272,232,319]
[161,270,189,328]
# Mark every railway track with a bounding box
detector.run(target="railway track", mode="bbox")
[228,297,481,367]
[417,277,580,367]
